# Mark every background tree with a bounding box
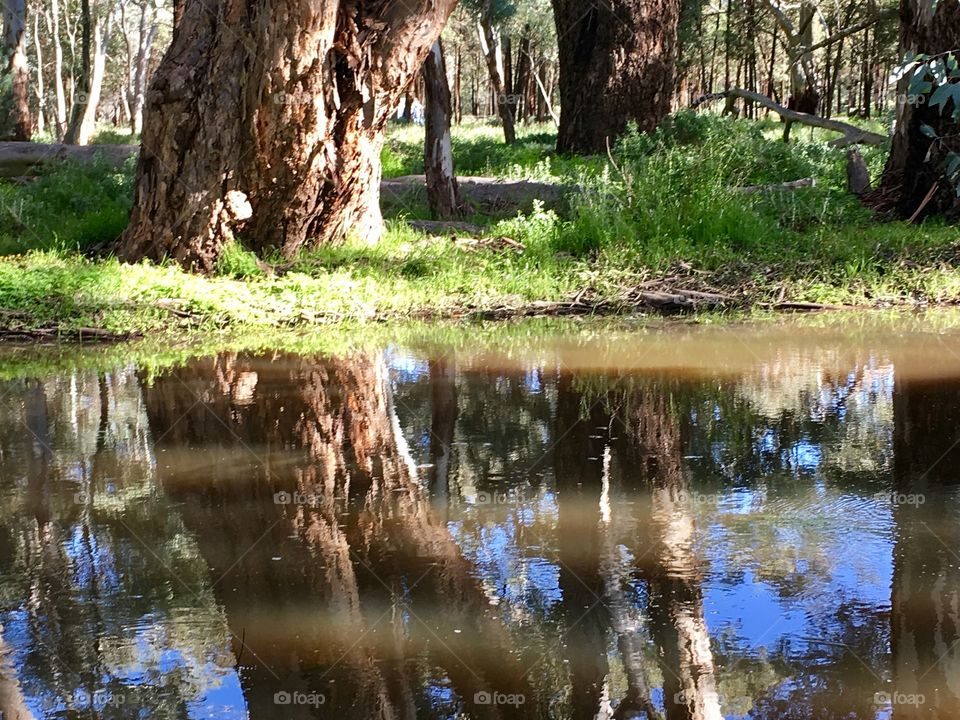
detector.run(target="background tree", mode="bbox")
[872,0,960,219]
[1,0,31,140]
[551,0,681,154]
[423,40,464,220]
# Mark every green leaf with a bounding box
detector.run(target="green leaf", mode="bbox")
[947,153,960,178]
[920,124,938,138]
[947,53,960,78]
[928,82,960,111]
[930,59,947,84]
[908,71,933,96]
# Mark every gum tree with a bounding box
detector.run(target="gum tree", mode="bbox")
[117,0,458,272]
[551,0,680,154]
[874,0,960,219]
[1,0,30,140]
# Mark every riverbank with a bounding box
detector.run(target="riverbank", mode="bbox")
[1,116,959,340]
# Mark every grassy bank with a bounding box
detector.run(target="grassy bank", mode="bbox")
[1,113,959,340]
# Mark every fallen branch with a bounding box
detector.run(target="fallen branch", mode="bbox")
[733,178,816,194]
[0,145,576,218]
[692,89,887,147]
[409,219,487,236]
[382,175,573,216]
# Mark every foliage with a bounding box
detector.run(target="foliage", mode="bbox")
[2,118,960,339]
[0,158,134,255]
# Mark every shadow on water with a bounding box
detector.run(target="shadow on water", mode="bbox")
[1,315,960,718]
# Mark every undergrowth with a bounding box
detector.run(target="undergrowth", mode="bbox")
[1,113,959,336]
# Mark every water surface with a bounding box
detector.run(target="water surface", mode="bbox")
[1,314,959,719]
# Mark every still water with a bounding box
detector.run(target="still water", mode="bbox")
[1,315,959,719]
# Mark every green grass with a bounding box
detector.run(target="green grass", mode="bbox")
[1,113,959,338]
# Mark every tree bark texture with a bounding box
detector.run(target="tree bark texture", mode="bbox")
[116,0,458,272]
[423,40,463,220]
[1,0,30,141]
[551,0,680,155]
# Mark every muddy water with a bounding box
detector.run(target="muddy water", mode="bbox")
[1,314,960,719]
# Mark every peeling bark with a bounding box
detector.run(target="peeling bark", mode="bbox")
[423,40,463,220]
[116,0,457,272]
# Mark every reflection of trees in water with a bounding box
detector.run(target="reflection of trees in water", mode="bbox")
[891,376,960,720]
[5,346,960,719]
[0,372,237,720]
[142,352,535,719]
[608,384,723,720]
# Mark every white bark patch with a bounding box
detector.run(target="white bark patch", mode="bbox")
[224,190,253,221]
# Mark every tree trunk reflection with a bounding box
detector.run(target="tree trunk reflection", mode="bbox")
[142,352,533,718]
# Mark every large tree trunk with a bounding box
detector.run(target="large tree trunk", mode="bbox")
[0,0,30,141]
[116,0,457,272]
[872,0,960,219]
[551,0,680,155]
[423,40,463,220]
[513,27,533,123]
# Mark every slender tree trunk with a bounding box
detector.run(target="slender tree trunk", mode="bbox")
[116,0,457,272]
[767,0,820,140]
[514,28,532,123]
[477,16,516,144]
[1,0,31,141]
[551,0,680,154]
[64,0,91,144]
[872,0,960,219]
[32,11,44,136]
[47,0,68,139]
[454,43,462,124]
[423,40,462,220]
[129,2,158,135]
[73,13,109,145]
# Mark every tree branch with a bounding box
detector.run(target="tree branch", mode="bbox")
[793,8,897,58]
[692,89,888,146]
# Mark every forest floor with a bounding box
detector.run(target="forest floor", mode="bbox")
[1,113,959,341]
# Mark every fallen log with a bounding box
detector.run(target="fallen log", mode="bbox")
[733,178,816,194]
[382,174,572,216]
[408,219,487,236]
[0,143,575,218]
[692,89,888,147]
[0,141,138,177]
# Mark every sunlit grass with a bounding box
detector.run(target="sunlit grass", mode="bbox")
[1,112,959,338]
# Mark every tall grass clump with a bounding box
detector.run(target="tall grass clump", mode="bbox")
[0,158,135,255]
[545,110,889,269]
